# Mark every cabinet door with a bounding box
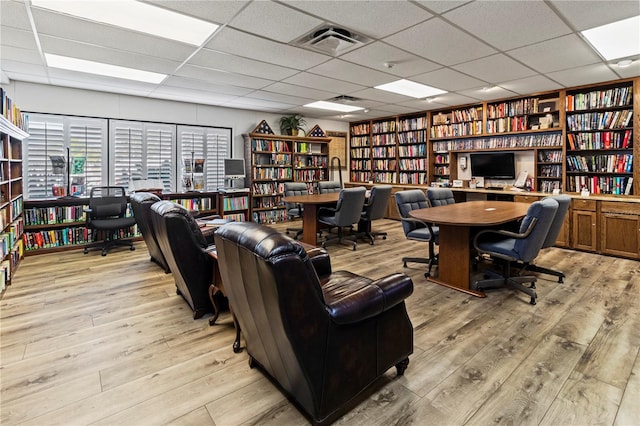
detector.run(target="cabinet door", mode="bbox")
[386,192,402,220]
[601,213,640,259]
[572,210,597,251]
[555,211,570,247]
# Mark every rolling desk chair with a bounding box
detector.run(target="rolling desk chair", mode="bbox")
[318,187,366,250]
[84,186,136,256]
[427,187,456,207]
[318,181,342,194]
[359,184,391,244]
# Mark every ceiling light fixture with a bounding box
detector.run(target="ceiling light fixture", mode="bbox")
[375,79,447,99]
[304,101,364,112]
[45,54,166,84]
[581,15,640,60]
[31,0,219,46]
[617,59,633,67]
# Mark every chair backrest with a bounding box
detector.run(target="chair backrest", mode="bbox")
[514,198,559,262]
[283,182,308,214]
[394,189,429,235]
[427,187,455,207]
[130,191,168,270]
[364,185,392,221]
[333,186,366,227]
[540,194,571,248]
[318,181,342,194]
[88,186,128,218]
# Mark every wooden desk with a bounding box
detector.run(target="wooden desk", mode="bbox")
[282,192,339,246]
[409,201,530,297]
[207,248,242,353]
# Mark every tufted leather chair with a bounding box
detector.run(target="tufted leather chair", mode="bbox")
[151,200,214,319]
[214,222,414,425]
[129,192,170,273]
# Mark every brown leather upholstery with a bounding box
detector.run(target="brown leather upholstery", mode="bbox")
[214,222,414,424]
[150,200,214,319]
[129,192,170,273]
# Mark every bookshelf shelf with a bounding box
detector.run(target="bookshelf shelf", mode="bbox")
[349,121,372,183]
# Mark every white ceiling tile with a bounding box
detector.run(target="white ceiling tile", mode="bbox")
[613,61,640,79]
[546,63,620,87]
[176,65,274,90]
[347,88,415,104]
[306,59,396,87]
[222,97,297,111]
[339,42,442,78]
[457,86,518,101]
[285,1,432,39]
[397,98,449,111]
[508,34,601,73]
[149,87,236,106]
[0,45,43,65]
[453,54,538,84]
[1,60,48,78]
[412,67,485,91]
[0,0,32,31]
[229,0,323,43]
[1,26,38,51]
[375,104,421,115]
[162,76,255,97]
[205,27,329,70]
[189,49,299,80]
[413,1,471,15]
[384,18,496,66]
[550,0,640,31]
[143,0,249,24]
[283,72,366,95]
[499,75,563,95]
[243,90,316,105]
[425,92,482,107]
[443,1,571,51]
[261,82,339,100]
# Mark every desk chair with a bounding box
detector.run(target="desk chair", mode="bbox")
[427,187,455,207]
[394,189,438,277]
[283,182,308,239]
[473,198,559,305]
[359,184,391,244]
[318,181,342,194]
[318,186,366,250]
[84,186,136,256]
[519,194,571,282]
[130,192,169,272]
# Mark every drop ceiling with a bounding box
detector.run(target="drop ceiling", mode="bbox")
[1,0,639,122]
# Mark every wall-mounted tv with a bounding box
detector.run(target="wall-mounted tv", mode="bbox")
[224,158,245,179]
[470,152,516,179]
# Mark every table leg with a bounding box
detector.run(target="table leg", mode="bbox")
[301,204,319,246]
[208,284,221,326]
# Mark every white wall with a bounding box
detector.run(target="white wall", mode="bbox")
[10,81,349,159]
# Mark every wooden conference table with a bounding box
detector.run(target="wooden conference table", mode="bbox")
[409,200,530,297]
[282,192,340,246]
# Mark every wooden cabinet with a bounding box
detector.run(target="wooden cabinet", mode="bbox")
[571,198,598,251]
[164,192,218,216]
[600,201,640,259]
[218,190,250,222]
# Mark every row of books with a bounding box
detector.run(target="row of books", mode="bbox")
[432,132,563,151]
[486,116,530,133]
[223,213,246,222]
[434,154,449,164]
[567,129,632,150]
[397,131,427,144]
[252,196,282,209]
[350,123,370,136]
[566,154,633,173]
[0,88,28,131]
[432,106,483,126]
[170,197,214,211]
[10,197,23,223]
[253,153,291,165]
[294,156,327,167]
[434,166,450,175]
[538,150,563,163]
[372,159,395,171]
[350,136,369,147]
[24,205,86,226]
[295,142,322,154]
[0,259,10,292]
[430,121,483,138]
[222,195,249,212]
[371,120,396,134]
[398,172,428,185]
[399,116,427,131]
[566,109,633,131]
[538,180,561,193]
[486,97,542,118]
[372,146,395,158]
[371,134,396,146]
[350,160,370,170]
[294,169,326,182]
[566,86,632,111]
[23,226,93,250]
[398,158,428,171]
[371,172,396,183]
[252,168,292,180]
[252,139,291,152]
[252,209,287,224]
[350,171,372,182]
[350,148,370,159]
[398,144,426,157]
[566,175,633,195]
[538,165,562,178]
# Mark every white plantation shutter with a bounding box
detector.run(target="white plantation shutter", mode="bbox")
[146,128,174,191]
[69,122,106,195]
[178,125,230,191]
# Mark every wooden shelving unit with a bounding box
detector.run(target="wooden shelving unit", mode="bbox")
[371,117,397,184]
[397,113,428,185]
[349,121,371,183]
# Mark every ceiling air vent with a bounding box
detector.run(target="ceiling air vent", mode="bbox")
[296,26,370,55]
[328,95,362,103]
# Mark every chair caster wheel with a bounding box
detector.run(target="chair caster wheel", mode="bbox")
[382,236,387,240]
[352,246,356,251]
[101,251,107,256]
[424,272,430,278]
[530,297,537,305]
[248,356,256,369]
[84,248,88,254]
[130,246,135,251]
[529,283,536,289]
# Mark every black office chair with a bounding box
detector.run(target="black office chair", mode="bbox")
[359,184,392,244]
[472,197,559,305]
[519,194,571,283]
[318,186,366,250]
[84,186,136,256]
[427,187,456,207]
[129,192,170,272]
[318,181,342,194]
[394,189,438,277]
[283,182,308,240]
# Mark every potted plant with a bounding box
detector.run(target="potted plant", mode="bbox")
[279,114,306,136]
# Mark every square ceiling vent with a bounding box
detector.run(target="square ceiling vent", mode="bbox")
[295,27,371,55]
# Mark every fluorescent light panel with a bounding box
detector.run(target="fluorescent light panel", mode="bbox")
[31,0,219,46]
[581,15,640,60]
[375,79,447,98]
[45,53,166,84]
[304,101,364,112]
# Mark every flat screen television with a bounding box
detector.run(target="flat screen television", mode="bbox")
[224,158,245,179]
[470,152,516,179]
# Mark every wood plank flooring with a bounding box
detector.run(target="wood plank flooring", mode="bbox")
[1,219,639,425]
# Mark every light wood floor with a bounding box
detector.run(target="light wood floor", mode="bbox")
[1,219,639,425]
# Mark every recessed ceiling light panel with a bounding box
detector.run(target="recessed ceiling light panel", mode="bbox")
[304,101,364,112]
[581,15,640,60]
[375,79,447,98]
[45,53,166,84]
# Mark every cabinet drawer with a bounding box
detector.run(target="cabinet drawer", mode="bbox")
[514,195,540,203]
[600,201,639,215]
[572,199,597,211]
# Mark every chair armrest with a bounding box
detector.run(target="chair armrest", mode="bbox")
[307,247,331,279]
[326,273,413,325]
[201,227,216,245]
[473,217,538,250]
[317,206,336,216]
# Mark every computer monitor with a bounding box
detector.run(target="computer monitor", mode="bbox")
[224,158,245,179]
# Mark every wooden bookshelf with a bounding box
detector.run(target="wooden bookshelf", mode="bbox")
[397,113,428,185]
[371,117,397,184]
[349,121,371,183]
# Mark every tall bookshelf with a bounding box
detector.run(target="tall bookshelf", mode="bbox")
[349,121,371,183]
[244,132,331,223]
[397,114,428,185]
[565,80,635,195]
[371,117,397,184]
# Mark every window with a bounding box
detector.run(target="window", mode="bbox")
[177,125,230,191]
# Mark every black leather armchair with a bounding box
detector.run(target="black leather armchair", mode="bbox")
[129,192,170,273]
[214,222,414,425]
[150,200,215,319]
